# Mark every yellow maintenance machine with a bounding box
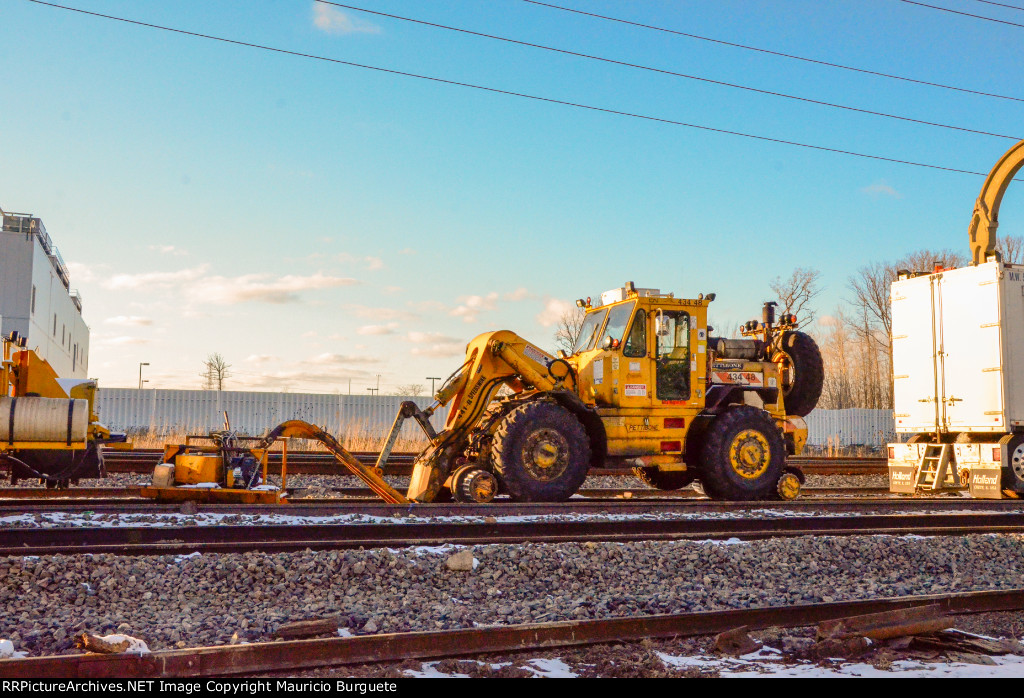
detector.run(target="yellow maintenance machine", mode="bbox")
[0,332,124,486]
[374,284,822,503]
[143,418,409,504]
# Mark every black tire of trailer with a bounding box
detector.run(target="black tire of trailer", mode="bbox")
[492,401,591,502]
[699,406,786,501]
[1003,433,1024,493]
[773,331,824,418]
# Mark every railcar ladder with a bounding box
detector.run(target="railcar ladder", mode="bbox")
[914,443,956,491]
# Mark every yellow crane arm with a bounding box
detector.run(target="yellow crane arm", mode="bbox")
[970,139,1024,265]
[262,419,410,504]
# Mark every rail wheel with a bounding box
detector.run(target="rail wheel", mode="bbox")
[632,467,694,491]
[700,406,785,500]
[451,465,499,503]
[772,331,824,418]
[492,401,590,502]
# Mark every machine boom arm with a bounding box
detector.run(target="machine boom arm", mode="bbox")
[970,139,1024,265]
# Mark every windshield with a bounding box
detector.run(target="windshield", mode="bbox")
[598,301,636,350]
[573,308,608,353]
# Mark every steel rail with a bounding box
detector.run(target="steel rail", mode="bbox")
[2,588,1023,678]
[91,450,887,476]
[0,494,1013,516]
[4,511,1024,556]
[0,485,892,502]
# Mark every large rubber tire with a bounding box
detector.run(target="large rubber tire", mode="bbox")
[492,401,591,502]
[1003,434,1024,493]
[632,467,694,491]
[774,331,824,418]
[699,406,786,501]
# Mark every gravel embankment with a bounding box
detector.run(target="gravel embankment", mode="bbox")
[3,533,1024,657]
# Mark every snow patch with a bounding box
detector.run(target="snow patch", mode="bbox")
[523,658,578,678]
[95,634,150,656]
[0,639,27,659]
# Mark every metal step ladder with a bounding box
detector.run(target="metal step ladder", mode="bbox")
[914,443,957,491]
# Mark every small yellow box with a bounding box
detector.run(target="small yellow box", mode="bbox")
[174,454,223,485]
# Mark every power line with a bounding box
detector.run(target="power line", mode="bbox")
[20,0,999,177]
[520,0,1024,102]
[317,1,1017,140]
[970,0,1024,11]
[898,0,1024,27]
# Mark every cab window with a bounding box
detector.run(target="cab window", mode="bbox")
[623,309,646,357]
[655,310,690,400]
[598,301,635,350]
[572,308,608,353]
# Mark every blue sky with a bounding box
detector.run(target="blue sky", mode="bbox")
[1,0,1021,392]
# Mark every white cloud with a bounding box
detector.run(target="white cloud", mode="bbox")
[186,271,358,304]
[312,3,380,35]
[336,253,384,271]
[818,315,838,327]
[411,344,465,358]
[66,261,100,283]
[861,181,902,198]
[148,244,187,256]
[399,248,416,255]
[97,336,149,346]
[348,305,420,322]
[103,265,209,290]
[505,287,531,301]
[536,298,574,327]
[103,315,153,327]
[305,352,381,366]
[407,331,461,344]
[406,331,464,358]
[450,292,499,323]
[358,323,399,335]
[245,354,279,363]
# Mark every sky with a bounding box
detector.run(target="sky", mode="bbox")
[1,0,1022,393]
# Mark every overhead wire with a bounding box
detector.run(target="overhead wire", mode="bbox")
[19,0,1008,177]
[969,0,1024,11]
[519,0,1024,102]
[315,1,1018,141]
[897,0,1024,27]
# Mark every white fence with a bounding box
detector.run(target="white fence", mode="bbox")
[95,389,897,446]
[805,408,896,447]
[94,388,450,439]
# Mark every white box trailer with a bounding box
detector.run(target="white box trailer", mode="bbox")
[887,260,1024,497]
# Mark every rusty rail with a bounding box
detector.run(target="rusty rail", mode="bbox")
[2,588,1022,678]
[92,451,887,477]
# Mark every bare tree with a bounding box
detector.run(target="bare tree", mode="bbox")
[846,248,967,408]
[554,306,587,354]
[998,235,1024,264]
[393,383,425,396]
[201,353,232,391]
[770,267,823,329]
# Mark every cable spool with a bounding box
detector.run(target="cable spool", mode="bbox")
[0,397,89,444]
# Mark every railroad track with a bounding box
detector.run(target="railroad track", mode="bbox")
[0,494,1010,516]
[3,587,1023,678]
[92,449,888,476]
[0,484,893,503]
[4,510,1024,556]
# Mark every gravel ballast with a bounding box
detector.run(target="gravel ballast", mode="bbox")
[3,533,1024,657]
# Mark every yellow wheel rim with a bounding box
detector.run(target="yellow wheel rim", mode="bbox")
[729,429,771,480]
